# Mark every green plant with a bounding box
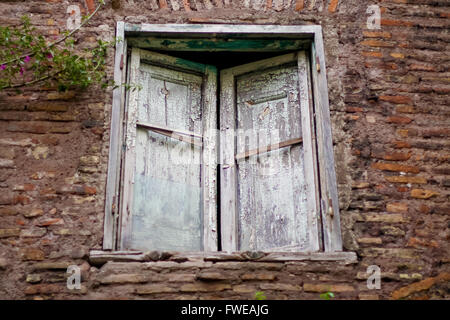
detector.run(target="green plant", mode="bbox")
[254,291,267,300]
[319,291,335,300]
[0,0,132,92]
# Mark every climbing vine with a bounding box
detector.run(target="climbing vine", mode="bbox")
[0,0,123,92]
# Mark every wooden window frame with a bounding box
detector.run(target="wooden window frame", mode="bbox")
[103,23,344,256]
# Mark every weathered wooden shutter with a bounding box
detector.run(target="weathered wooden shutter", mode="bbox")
[220,52,320,252]
[120,49,217,252]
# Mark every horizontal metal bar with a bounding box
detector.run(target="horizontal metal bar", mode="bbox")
[235,137,303,160]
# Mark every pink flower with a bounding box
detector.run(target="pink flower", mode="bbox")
[47,53,53,59]
[24,55,31,63]
[19,67,25,75]
[0,64,6,70]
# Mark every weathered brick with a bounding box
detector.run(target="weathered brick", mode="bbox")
[24,284,61,295]
[0,207,18,216]
[360,248,417,259]
[386,202,408,213]
[371,162,420,173]
[79,156,100,166]
[380,19,413,27]
[357,237,382,245]
[0,159,15,168]
[13,184,35,191]
[391,272,450,300]
[360,40,394,48]
[0,228,21,238]
[26,274,42,284]
[379,95,412,104]
[99,274,149,284]
[196,272,236,281]
[260,283,301,291]
[381,226,405,236]
[21,228,46,238]
[24,208,44,218]
[27,104,69,112]
[20,248,45,261]
[361,51,383,58]
[363,214,406,223]
[359,293,379,300]
[409,64,436,72]
[382,152,412,161]
[390,52,405,59]
[407,237,439,249]
[232,284,256,293]
[46,91,76,100]
[180,283,231,292]
[386,116,412,124]
[36,218,64,227]
[385,176,427,184]
[362,31,391,38]
[32,262,72,271]
[303,283,354,293]
[241,272,277,281]
[136,284,178,295]
[0,147,15,160]
[7,121,50,134]
[410,189,439,199]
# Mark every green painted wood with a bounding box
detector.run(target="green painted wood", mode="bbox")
[127,37,309,52]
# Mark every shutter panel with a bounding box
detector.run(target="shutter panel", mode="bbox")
[220,52,320,252]
[120,49,217,251]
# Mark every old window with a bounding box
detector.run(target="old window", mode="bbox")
[103,24,343,256]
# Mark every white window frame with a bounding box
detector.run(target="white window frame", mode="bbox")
[102,23,346,258]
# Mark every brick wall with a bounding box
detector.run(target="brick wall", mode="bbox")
[0,0,448,300]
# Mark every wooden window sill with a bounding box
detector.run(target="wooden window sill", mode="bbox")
[89,250,357,266]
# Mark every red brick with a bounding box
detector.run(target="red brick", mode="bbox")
[383,152,411,161]
[13,195,32,205]
[380,19,413,27]
[386,116,412,124]
[85,0,95,13]
[396,105,416,113]
[385,176,427,184]
[409,64,436,72]
[391,272,450,300]
[295,0,304,11]
[379,95,412,104]
[361,51,383,58]
[392,141,411,149]
[390,52,405,59]
[24,284,61,295]
[328,0,339,13]
[158,0,168,9]
[36,218,63,227]
[407,237,439,249]
[362,31,391,38]
[7,121,50,134]
[345,106,364,113]
[371,162,420,173]
[360,40,394,48]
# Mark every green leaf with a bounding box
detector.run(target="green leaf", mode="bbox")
[254,291,267,300]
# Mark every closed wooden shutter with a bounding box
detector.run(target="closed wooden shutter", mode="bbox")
[220,52,320,252]
[120,49,217,251]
